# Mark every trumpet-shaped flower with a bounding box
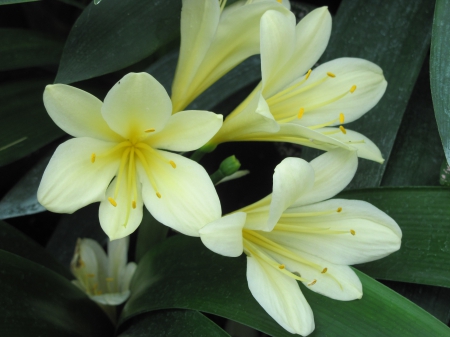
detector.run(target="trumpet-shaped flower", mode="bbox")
[38,73,223,239]
[199,149,401,335]
[171,0,291,112]
[71,237,136,306]
[210,8,387,163]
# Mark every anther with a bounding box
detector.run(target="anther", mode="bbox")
[132,200,136,209]
[327,72,336,78]
[145,128,156,133]
[91,153,96,163]
[308,279,317,286]
[106,277,114,282]
[337,207,342,213]
[350,229,356,236]
[339,125,347,134]
[87,273,95,278]
[298,107,305,119]
[279,264,285,269]
[350,85,357,93]
[108,197,117,207]
[305,69,312,79]
[169,160,177,169]
[156,192,162,199]
[277,0,282,3]
[321,268,328,274]
[339,113,345,124]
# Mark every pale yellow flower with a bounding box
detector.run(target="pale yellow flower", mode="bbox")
[199,150,401,335]
[38,73,223,239]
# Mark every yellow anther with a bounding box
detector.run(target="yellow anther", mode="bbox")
[327,72,336,78]
[350,85,357,93]
[308,279,317,286]
[321,268,328,274]
[108,197,117,207]
[145,128,155,133]
[87,273,95,278]
[132,200,136,209]
[298,107,305,119]
[105,277,114,282]
[339,113,345,124]
[169,160,177,169]
[156,192,162,198]
[305,69,312,79]
[277,0,282,3]
[339,125,347,134]
[350,229,356,236]
[337,207,342,213]
[279,264,285,269]
[91,153,96,163]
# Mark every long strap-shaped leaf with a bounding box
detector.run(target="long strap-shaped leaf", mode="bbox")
[121,235,450,336]
[338,187,450,288]
[431,0,450,166]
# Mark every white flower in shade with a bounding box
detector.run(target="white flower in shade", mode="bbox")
[70,237,136,306]
[199,149,401,336]
[210,8,387,163]
[38,72,223,239]
[171,0,291,112]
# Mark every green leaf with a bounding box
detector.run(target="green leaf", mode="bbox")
[55,0,182,84]
[301,0,435,189]
[338,187,450,288]
[135,209,168,263]
[440,159,450,186]
[381,56,445,186]
[431,0,450,166]
[118,310,230,337]
[0,152,50,220]
[0,249,114,336]
[0,77,64,166]
[121,235,450,336]
[0,220,71,279]
[0,29,63,71]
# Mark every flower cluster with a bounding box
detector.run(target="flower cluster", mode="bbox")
[38,0,401,335]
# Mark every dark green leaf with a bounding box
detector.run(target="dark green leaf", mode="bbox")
[135,209,169,263]
[0,250,114,336]
[55,0,182,84]
[431,0,450,166]
[0,29,63,71]
[0,152,51,220]
[302,0,435,189]
[0,77,64,166]
[440,160,450,186]
[0,220,71,279]
[338,187,450,288]
[121,235,450,336]
[119,310,230,337]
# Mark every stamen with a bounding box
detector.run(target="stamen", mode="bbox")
[169,160,177,168]
[108,197,117,207]
[279,264,285,269]
[339,113,345,124]
[308,279,317,286]
[156,192,162,198]
[305,69,312,79]
[277,0,282,2]
[321,268,328,274]
[297,107,305,119]
[281,209,339,218]
[350,85,357,93]
[132,200,136,209]
[327,72,336,78]
[337,207,342,213]
[350,229,356,235]
[339,125,347,134]
[91,153,96,163]
[145,128,155,133]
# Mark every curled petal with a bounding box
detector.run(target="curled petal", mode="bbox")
[139,151,221,236]
[199,212,247,257]
[38,138,120,213]
[102,73,172,139]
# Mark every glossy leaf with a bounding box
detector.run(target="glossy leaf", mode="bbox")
[55,0,182,84]
[0,152,51,220]
[338,187,450,288]
[431,0,450,166]
[301,0,435,189]
[440,160,450,186]
[0,220,71,279]
[118,310,229,337]
[0,250,114,336]
[121,235,450,336]
[0,28,63,71]
[0,77,64,166]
